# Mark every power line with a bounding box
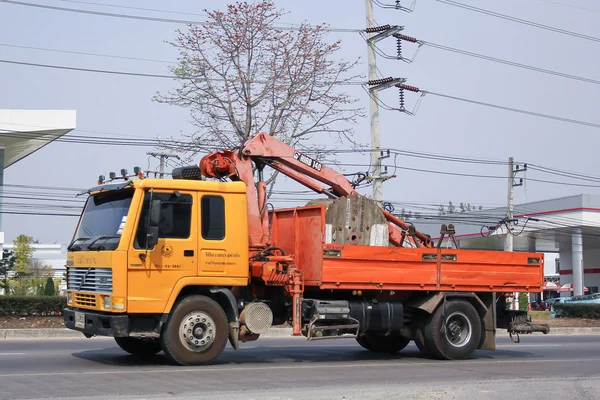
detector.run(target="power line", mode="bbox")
[0,58,180,80]
[423,90,600,130]
[0,43,172,64]
[56,0,210,17]
[527,164,600,183]
[436,0,600,44]
[1,183,85,192]
[536,0,600,13]
[0,58,365,86]
[0,210,80,217]
[423,42,600,86]
[0,0,361,32]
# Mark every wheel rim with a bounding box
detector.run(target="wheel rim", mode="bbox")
[444,311,472,348]
[179,311,216,352]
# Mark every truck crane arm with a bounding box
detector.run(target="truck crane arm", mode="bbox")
[199,132,433,249]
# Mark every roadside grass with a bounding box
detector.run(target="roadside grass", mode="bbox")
[530,310,551,320]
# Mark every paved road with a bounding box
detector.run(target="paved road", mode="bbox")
[0,334,599,399]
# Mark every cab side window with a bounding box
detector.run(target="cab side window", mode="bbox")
[201,195,225,240]
[134,191,193,248]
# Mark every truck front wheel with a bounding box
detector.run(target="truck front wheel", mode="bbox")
[114,337,162,357]
[423,299,481,360]
[160,295,229,366]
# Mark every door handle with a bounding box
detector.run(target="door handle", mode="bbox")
[184,250,194,257]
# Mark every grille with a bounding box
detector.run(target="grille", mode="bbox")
[67,267,113,294]
[74,293,96,307]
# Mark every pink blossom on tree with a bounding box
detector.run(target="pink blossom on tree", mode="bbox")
[153,0,364,188]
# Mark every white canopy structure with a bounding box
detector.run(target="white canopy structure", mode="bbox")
[0,109,77,255]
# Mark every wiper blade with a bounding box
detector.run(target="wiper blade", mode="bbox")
[67,237,89,251]
[88,235,121,251]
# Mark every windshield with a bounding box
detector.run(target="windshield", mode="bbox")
[70,189,134,252]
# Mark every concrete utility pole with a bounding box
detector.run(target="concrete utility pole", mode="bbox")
[505,157,515,253]
[506,156,525,310]
[147,152,180,179]
[365,0,383,202]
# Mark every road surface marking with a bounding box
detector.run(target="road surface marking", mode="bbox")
[0,357,599,378]
[0,353,25,356]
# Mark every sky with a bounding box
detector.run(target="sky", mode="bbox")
[1,0,600,245]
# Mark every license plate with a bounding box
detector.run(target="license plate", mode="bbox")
[74,311,85,329]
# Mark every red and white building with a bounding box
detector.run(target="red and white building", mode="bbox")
[417,194,600,298]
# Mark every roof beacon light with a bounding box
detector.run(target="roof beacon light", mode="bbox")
[121,169,128,177]
[133,166,143,178]
[98,175,105,185]
[172,165,203,180]
[109,172,116,180]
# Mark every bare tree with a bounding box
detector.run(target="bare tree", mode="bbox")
[153,1,364,188]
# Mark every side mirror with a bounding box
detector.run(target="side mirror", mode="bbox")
[149,199,162,226]
[146,226,159,249]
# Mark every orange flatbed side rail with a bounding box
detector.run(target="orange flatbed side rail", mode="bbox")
[319,244,543,293]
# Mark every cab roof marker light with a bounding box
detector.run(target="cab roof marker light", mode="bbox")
[121,168,128,177]
[109,172,116,180]
[133,166,144,178]
[98,175,105,185]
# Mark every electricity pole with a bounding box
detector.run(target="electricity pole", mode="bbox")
[147,152,180,178]
[365,0,383,202]
[506,156,526,309]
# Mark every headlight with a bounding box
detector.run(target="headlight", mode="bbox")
[67,292,72,305]
[103,296,111,310]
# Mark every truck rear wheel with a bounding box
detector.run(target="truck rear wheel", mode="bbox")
[423,299,481,360]
[114,337,162,357]
[356,333,410,353]
[412,320,431,357]
[160,295,229,366]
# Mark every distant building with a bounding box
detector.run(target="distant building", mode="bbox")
[1,243,67,295]
[0,109,76,261]
[413,194,600,298]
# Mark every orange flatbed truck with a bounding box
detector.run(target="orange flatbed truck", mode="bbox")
[63,132,549,365]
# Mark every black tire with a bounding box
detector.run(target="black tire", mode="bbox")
[412,319,432,357]
[355,335,373,351]
[160,295,229,366]
[114,337,162,357]
[423,300,482,360]
[356,333,410,353]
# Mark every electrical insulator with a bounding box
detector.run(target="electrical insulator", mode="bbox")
[393,33,418,43]
[367,77,394,86]
[396,36,403,59]
[365,24,391,33]
[399,87,406,110]
[396,83,420,93]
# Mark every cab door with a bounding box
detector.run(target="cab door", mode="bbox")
[127,189,198,313]
[197,192,248,284]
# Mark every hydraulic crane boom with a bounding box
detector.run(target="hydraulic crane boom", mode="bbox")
[199,132,434,249]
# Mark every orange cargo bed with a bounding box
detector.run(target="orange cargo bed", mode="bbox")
[268,205,544,293]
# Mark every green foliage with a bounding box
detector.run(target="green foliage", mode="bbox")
[554,303,600,319]
[13,234,34,273]
[0,250,16,295]
[518,293,529,311]
[9,235,55,296]
[0,296,66,316]
[11,235,35,295]
[44,277,56,296]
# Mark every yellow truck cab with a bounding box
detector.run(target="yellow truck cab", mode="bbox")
[63,168,249,364]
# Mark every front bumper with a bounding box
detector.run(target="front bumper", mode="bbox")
[63,308,129,337]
